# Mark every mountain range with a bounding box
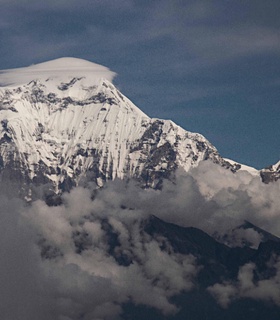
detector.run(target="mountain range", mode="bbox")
[0,57,279,320]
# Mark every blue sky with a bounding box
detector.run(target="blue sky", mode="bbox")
[0,0,279,169]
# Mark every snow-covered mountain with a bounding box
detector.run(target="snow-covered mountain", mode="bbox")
[0,57,273,199]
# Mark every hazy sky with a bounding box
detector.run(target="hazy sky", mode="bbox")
[0,0,279,169]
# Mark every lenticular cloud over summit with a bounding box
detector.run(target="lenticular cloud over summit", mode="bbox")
[0,57,116,86]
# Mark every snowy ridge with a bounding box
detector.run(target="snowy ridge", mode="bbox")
[223,158,259,176]
[0,58,263,198]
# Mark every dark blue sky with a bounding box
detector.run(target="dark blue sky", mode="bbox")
[0,0,279,169]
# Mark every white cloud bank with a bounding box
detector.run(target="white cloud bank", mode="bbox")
[0,160,280,318]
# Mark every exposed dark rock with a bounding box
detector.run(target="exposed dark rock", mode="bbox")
[57,77,82,91]
[260,170,280,183]
[143,215,280,285]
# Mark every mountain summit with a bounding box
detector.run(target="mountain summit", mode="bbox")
[0,58,269,199]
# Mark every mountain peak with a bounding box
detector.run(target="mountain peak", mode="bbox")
[0,58,264,200]
[0,57,116,87]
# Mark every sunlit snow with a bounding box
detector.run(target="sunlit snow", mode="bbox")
[0,57,260,193]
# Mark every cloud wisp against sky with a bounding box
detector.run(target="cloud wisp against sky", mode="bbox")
[0,0,279,168]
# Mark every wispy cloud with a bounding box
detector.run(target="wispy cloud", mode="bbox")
[1,0,279,67]
[208,259,280,308]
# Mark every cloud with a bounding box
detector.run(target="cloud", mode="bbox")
[0,57,116,87]
[0,196,57,320]
[27,161,280,316]
[1,157,280,318]
[0,183,199,319]
[208,258,280,308]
